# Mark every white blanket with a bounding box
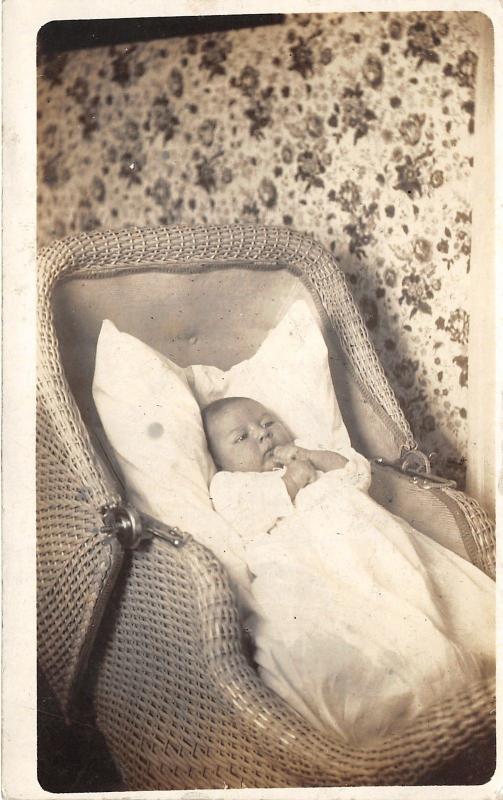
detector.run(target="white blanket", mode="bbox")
[210,453,495,745]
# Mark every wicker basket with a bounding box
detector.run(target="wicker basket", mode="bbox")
[37,224,495,789]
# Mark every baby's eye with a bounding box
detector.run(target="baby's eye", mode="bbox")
[235,432,248,443]
[262,420,275,428]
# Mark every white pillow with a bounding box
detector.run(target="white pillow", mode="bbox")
[92,320,215,518]
[188,299,351,453]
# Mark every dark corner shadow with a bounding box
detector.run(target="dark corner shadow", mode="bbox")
[37,668,123,793]
[420,731,496,786]
[37,15,286,59]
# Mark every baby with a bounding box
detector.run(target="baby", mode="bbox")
[202,395,495,745]
[203,395,352,499]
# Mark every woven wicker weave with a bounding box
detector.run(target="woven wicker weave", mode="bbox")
[37,224,495,788]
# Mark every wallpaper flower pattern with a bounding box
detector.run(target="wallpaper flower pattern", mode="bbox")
[37,11,484,486]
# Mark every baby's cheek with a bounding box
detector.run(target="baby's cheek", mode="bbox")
[236,451,258,471]
[277,428,292,445]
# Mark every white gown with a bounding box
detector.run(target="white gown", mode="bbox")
[209,450,495,745]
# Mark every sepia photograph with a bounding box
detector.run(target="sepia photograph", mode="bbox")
[2,2,500,797]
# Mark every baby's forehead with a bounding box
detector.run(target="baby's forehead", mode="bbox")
[210,397,271,430]
[220,398,267,421]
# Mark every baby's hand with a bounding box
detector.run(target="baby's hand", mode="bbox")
[272,444,311,466]
[282,458,317,500]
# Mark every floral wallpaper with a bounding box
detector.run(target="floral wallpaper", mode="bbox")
[37,11,484,487]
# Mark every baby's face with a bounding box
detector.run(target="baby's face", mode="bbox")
[206,398,292,472]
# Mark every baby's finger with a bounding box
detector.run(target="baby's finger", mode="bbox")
[276,445,298,462]
[272,445,289,462]
[271,447,289,466]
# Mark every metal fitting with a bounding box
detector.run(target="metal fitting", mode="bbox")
[100,503,151,549]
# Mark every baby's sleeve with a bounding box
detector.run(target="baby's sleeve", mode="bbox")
[336,445,372,491]
[210,470,293,546]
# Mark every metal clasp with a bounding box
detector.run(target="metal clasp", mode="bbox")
[400,449,431,474]
[100,504,188,549]
[141,512,188,548]
[100,503,151,549]
[402,468,457,489]
[374,452,457,490]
